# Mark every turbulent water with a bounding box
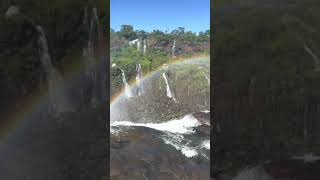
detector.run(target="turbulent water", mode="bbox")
[111,113,210,158]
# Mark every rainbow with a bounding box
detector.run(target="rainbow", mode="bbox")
[0,56,86,147]
[110,55,210,107]
[0,55,209,147]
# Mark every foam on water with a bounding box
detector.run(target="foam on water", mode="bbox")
[161,132,199,158]
[202,140,210,150]
[111,114,210,158]
[111,114,200,134]
[181,147,198,157]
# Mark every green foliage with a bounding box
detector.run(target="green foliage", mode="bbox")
[119,25,137,41]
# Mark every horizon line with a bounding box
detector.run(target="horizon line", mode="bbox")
[110,26,210,34]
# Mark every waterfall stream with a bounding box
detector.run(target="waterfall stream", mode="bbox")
[136,64,144,96]
[172,39,176,57]
[82,7,106,108]
[143,39,147,55]
[162,72,177,102]
[121,69,133,98]
[36,25,73,116]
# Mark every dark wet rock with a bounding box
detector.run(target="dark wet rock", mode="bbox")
[265,159,320,180]
[194,124,210,137]
[193,111,210,125]
[110,126,210,180]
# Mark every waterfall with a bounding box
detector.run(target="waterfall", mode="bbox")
[204,75,210,85]
[36,25,73,116]
[137,39,141,51]
[121,69,133,98]
[136,64,144,96]
[143,39,147,55]
[82,7,105,108]
[172,39,176,57]
[162,72,177,102]
[82,7,89,57]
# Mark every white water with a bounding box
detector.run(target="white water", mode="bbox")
[36,25,73,116]
[143,39,147,54]
[201,140,210,150]
[137,39,141,51]
[204,75,210,85]
[121,69,133,98]
[292,153,320,163]
[172,39,176,57]
[111,114,200,134]
[111,114,210,158]
[83,7,105,107]
[161,133,199,158]
[135,64,144,96]
[162,72,177,102]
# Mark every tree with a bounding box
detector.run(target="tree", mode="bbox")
[119,25,137,41]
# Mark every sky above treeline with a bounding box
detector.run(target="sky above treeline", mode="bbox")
[111,0,210,33]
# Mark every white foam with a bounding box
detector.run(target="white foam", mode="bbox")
[292,153,320,163]
[181,147,198,157]
[201,140,210,150]
[111,114,201,134]
[201,110,210,113]
[161,133,199,158]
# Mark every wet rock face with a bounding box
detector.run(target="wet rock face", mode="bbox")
[193,112,210,125]
[110,126,210,180]
[111,59,210,123]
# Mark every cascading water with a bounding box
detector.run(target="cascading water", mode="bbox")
[137,39,141,51]
[162,72,177,102]
[143,39,147,55]
[121,69,133,98]
[83,6,106,108]
[204,75,210,85]
[36,25,73,116]
[82,7,89,56]
[135,64,144,96]
[172,39,176,57]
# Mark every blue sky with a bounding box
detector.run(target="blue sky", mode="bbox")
[111,0,210,33]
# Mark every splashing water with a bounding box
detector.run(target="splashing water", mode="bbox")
[111,114,200,134]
